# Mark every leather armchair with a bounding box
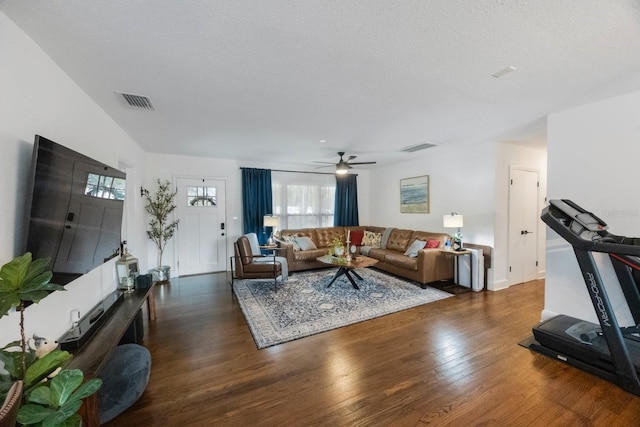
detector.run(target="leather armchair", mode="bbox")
[231,236,282,288]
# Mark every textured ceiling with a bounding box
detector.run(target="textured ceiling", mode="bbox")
[3,1,640,169]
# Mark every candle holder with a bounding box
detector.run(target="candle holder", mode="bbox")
[345,240,351,261]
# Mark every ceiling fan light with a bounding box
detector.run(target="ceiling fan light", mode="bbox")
[335,164,349,174]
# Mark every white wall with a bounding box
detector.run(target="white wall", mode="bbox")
[369,142,496,281]
[368,141,547,290]
[0,12,147,344]
[369,143,496,243]
[545,89,640,324]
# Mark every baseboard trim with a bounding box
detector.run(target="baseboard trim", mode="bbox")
[540,309,557,322]
[491,279,509,291]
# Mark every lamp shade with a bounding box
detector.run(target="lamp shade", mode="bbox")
[443,213,463,228]
[263,215,279,227]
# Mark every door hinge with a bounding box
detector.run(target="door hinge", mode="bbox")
[536,261,538,266]
[510,179,513,185]
[509,266,512,272]
[537,181,540,187]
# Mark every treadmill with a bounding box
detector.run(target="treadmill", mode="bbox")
[531,199,640,396]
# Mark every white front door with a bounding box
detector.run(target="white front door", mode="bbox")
[508,167,539,285]
[56,161,124,275]
[175,178,227,276]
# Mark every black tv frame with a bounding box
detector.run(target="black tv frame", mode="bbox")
[23,135,126,285]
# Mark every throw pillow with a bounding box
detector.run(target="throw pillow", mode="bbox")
[282,235,301,251]
[404,239,426,258]
[426,239,441,249]
[295,236,317,251]
[362,231,382,247]
[349,230,364,246]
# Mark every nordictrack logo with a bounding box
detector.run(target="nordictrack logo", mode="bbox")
[587,272,611,327]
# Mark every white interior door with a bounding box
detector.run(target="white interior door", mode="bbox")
[508,168,539,285]
[176,178,226,276]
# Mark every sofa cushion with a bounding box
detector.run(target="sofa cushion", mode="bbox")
[314,227,345,248]
[362,231,382,247]
[386,229,413,252]
[349,230,364,246]
[244,260,282,274]
[282,229,316,244]
[404,239,426,258]
[367,248,387,261]
[385,252,418,271]
[294,248,328,261]
[295,236,317,251]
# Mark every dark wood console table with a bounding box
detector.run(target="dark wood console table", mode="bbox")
[67,285,155,427]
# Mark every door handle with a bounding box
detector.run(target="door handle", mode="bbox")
[521,230,532,235]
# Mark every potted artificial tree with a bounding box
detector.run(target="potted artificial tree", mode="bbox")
[0,252,102,426]
[143,179,179,282]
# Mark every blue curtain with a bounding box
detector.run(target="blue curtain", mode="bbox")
[242,168,273,245]
[334,174,359,226]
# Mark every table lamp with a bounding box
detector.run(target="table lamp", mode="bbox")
[263,215,279,246]
[443,212,464,251]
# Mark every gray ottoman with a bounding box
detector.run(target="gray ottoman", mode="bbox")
[97,344,151,424]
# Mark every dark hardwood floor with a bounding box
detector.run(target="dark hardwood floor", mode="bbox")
[106,273,640,426]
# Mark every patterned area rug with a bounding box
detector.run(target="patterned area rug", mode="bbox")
[233,268,452,349]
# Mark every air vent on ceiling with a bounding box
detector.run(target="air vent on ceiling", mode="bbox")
[117,92,155,110]
[400,143,437,153]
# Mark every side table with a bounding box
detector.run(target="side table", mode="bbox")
[259,245,286,259]
[440,249,475,290]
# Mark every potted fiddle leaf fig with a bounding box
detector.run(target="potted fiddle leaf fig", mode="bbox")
[0,252,102,427]
[143,179,179,281]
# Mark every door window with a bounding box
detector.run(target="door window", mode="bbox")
[186,186,217,206]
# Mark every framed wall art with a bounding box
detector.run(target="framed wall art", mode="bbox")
[400,175,429,213]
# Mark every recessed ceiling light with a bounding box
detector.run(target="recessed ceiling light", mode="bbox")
[492,66,517,78]
[320,139,327,143]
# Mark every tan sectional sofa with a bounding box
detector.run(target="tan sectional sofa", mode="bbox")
[278,226,454,285]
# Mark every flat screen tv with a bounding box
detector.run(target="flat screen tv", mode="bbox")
[23,135,126,285]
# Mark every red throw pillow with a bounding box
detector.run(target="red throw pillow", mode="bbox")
[425,239,440,249]
[349,230,364,246]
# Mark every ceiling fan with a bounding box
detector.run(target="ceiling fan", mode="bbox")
[314,152,377,174]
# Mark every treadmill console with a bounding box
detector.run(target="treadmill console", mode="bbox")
[542,199,640,257]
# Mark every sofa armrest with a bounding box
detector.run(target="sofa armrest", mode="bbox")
[416,249,453,283]
[277,241,295,267]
